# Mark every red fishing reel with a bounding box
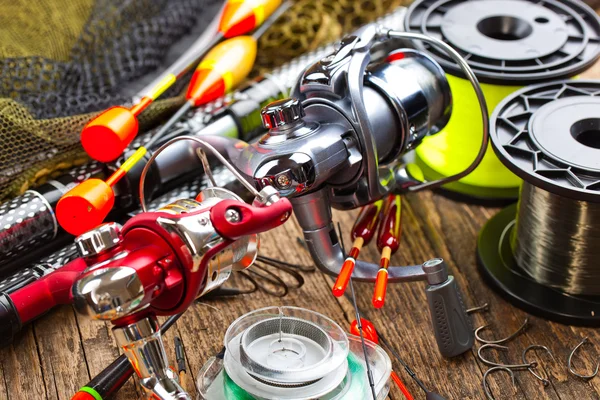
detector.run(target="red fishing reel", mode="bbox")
[71,186,291,326]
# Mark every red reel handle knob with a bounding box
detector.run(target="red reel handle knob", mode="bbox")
[210,198,292,240]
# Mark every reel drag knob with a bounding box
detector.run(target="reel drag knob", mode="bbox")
[74,222,123,258]
[261,98,305,131]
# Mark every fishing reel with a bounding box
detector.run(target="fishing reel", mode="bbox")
[70,138,292,400]
[232,25,489,357]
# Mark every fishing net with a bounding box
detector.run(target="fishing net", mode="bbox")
[0,0,411,201]
[0,0,217,199]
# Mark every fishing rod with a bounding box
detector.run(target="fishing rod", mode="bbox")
[80,0,283,164]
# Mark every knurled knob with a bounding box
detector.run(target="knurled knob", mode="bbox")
[75,222,122,258]
[261,98,305,129]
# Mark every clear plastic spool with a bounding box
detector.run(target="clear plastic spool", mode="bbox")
[198,307,393,400]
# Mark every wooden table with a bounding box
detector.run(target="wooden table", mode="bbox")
[2,62,600,400]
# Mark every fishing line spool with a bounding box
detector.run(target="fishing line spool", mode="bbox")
[196,306,392,399]
[404,0,600,199]
[478,80,600,326]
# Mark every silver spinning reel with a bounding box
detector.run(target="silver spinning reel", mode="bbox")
[230,23,488,357]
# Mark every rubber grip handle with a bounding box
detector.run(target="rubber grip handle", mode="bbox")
[425,275,474,358]
[372,269,388,308]
[210,198,292,240]
[0,292,22,348]
[0,191,58,268]
[332,258,355,297]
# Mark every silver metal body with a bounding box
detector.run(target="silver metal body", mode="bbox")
[74,222,122,258]
[232,26,451,282]
[113,316,190,399]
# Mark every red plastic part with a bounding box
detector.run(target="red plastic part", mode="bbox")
[187,69,226,106]
[11,258,88,324]
[373,269,388,309]
[351,200,384,244]
[332,258,355,297]
[219,2,257,38]
[386,50,406,63]
[210,198,292,241]
[377,195,402,253]
[123,208,222,316]
[349,318,379,344]
[80,106,139,162]
[56,179,115,236]
[391,371,414,400]
[70,393,95,400]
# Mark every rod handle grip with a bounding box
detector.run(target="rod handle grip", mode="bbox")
[0,292,22,348]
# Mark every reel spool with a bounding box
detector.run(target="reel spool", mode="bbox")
[478,80,600,326]
[405,0,600,199]
[197,307,392,399]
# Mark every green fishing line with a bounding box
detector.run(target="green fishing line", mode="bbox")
[414,74,523,199]
[221,353,371,399]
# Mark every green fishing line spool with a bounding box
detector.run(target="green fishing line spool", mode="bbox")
[196,307,392,399]
[404,0,600,199]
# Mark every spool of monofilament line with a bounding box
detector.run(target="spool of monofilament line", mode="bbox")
[404,0,600,200]
[196,306,392,399]
[478,80,600,325]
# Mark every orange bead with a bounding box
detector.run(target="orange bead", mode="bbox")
[80,106,139,162]
[350,318,379,344]
[56,179,115,236]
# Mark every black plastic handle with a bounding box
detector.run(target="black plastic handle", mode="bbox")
[426,275,474,358]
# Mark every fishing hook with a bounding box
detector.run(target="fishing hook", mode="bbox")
[256,255,315,273]
[467,303,489,314]
[478,344,537,370]
[254,260,305,289]
[475,318,529,345]
[483,367,517,400]
[568,337,600,380]
[522,345,556,386]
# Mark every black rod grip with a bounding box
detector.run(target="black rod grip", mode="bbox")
[0,292,22,348]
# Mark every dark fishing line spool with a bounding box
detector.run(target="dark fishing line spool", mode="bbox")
[404,0,600,199]
[478,80,600,325]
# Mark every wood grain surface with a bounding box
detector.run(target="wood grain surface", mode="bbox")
[2,43,600,400]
